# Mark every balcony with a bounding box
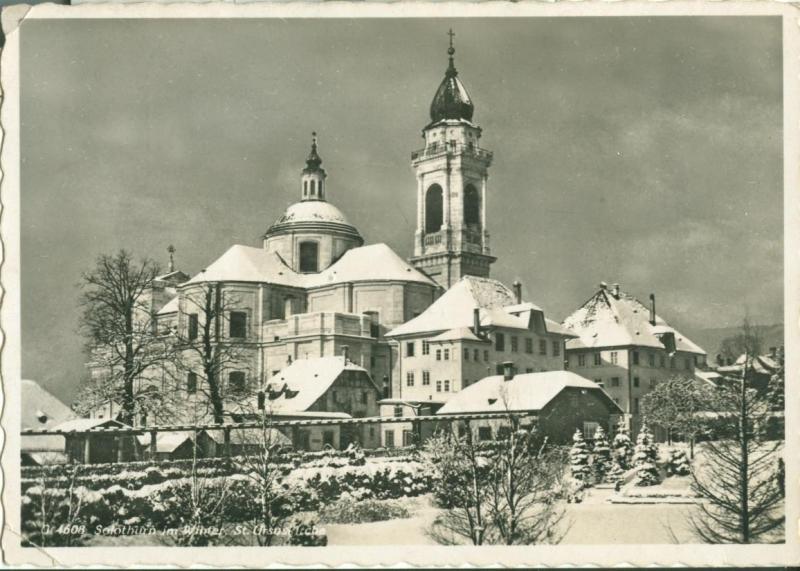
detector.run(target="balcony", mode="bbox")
[263,311,374,340]
[411,142,493,163]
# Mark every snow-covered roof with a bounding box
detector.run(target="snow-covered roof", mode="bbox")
[387,276,570,338]
[717,353,779,375]
[437,371,621,415]
[257,356,378,415]
[695,370,723,387]
[312,243,435,287]
[21,380,75,452]
[271,200,353,227]
[562,286,706,355]
[429,327,487,343]
[157,295,180,315]
[136,430,197,453]
[49,418,128,432]
[184,243,434,289]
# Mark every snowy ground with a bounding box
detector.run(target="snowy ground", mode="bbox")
[324,488,699,545]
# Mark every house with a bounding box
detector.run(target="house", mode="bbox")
[562,282,706,436]
[232,355,382,451]
[377,398,446,448]
[436,366,623,444]
[714,348,782,393]
[385,276,575,404]
[21,380,75,465]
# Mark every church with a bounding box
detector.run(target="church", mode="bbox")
[83,35,644,435]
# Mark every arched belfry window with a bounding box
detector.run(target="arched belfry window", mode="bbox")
[318,179,324,199]
[303,180,308,197]
[299,241,319,273]
[425,184,444,233]
[310,180,316,197]
[464,184,481,229]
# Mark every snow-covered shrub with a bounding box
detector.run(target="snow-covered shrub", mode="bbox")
[666,448,690,476]
[591,425,611,484]
[632,423,660,486]
[612,416,634,470]
[319,497,410,524]
[569,429,591,485]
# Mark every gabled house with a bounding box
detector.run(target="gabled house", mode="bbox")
[21,380,75,465]
[562,282,706,435]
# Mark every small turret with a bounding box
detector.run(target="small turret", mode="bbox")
[301,132,327,201]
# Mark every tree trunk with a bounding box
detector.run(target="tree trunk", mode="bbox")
[740,360,750,543]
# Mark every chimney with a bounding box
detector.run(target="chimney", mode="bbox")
[502,361,515,381]
[612,283,620,298]
[513,280,522,304]
[649,293,656,326]
[599,281,607,291]
[473,307,481,337]
[341,345,349,363]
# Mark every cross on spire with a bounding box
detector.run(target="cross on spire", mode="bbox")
[447,28,455,55]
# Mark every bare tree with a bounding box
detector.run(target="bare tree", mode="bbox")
[424,418,567,546]
[690,322,784,543]
[173,282,253,424]
[79,250,172,429]
[231,406,296,546]
[642,375,711,455]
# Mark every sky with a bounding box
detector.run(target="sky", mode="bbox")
[19,17,783,403]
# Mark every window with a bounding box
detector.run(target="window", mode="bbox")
[510,336,519,353]
[552,340,561,356]
[364,310,379,338]
[406,342,415,357]
[384,431,395,448]
[436,380,442,392]
[539,339,548,355]
[526,367,534,373]
[229,311,247,338]
[525,338,534,354]
[660,354,666,368]
[633,377,640,388]
[443,349,450,360]
[188,313,199,341]
[393,405,403,418]
[495,333,505,351]
[474,349,480,361]
[633,397,640,414]
[484,350,489,361]
[323,430,335,448]
[187,372,197,394]
[425,184,444,233]
[583,421,600,440]
[444,380,450,392]
[610,351,618,365]
[594,352,602,366]
[633,351,640,365]
[464,184,481,228]
[648,353,655,367]
[298,241,319,273]
[611,377,620,387]
[370,356,376,368]
[684,357,691,370]
[361,391,368,404]
[403,430,414,447]
[422,371,431,386]
[478,426,493,442]
[464,348,469,360]
[436,349,442,361]
[257,391,265,410]
[229,371,246,394]
[595,378,604,387]
[422,340,430,355]
[406,372,415,387]
[578,354,586,367]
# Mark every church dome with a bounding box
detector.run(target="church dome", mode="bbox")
[264,200,363,242]
[429,42,474,123]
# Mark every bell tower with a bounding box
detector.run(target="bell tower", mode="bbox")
[409,30,496,290]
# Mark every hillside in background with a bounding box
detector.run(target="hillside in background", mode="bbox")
[682,323,784,360]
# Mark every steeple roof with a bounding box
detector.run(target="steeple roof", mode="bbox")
[429,30,475,124]
[303,131,324,174]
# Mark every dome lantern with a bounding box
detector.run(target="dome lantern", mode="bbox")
[301,131,327,201]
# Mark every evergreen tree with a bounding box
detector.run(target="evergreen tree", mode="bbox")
[592,425,611,484]
[569,429,591,484]
[667,448,691,477]
[632,423,660,486]
[612,416,634,470]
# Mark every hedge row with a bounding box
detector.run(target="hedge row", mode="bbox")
[21,459,433,547]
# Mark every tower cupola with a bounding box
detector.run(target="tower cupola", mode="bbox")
[301,132,327,201]
[429,30,475,124]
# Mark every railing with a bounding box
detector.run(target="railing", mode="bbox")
[411,142,493,162]
[424,232,444,246]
